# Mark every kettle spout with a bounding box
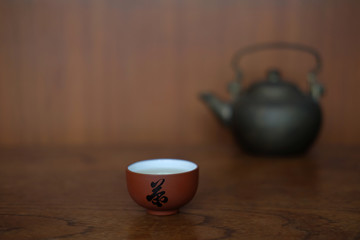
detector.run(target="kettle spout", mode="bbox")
[200,93,233,126]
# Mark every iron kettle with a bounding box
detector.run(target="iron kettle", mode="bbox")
[200,43,325,156]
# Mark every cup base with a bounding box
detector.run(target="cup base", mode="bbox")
[147,209,178,216]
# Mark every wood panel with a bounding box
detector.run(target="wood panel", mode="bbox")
[0,145,360,238]
[0,0,360,147]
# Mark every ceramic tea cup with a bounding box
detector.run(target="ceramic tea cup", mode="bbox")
[126,159,199,216]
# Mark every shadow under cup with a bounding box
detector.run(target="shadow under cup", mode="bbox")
[126,159,199,216]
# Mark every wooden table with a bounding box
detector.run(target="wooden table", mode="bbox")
[0,145,359,239]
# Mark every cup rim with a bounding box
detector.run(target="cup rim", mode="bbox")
[127,158,198,175]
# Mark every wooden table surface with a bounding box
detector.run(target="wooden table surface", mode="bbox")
[0,145,359,239]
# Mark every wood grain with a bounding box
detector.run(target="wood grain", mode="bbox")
[0,145,359,239]
[0,0,360,147]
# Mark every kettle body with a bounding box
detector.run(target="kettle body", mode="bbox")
[201,43,324,156]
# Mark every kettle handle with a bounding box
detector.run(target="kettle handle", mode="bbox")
[229,42,324,100]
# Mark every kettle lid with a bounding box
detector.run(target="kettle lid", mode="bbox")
[246,69,303,99]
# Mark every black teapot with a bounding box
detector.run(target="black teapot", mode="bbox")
[200,42,324,156]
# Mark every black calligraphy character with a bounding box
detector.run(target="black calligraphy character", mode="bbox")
[146,179,168,207]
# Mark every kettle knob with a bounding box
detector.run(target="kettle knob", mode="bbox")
[267,69,282,83]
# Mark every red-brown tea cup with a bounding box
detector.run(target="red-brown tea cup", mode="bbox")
[126,159,199,216]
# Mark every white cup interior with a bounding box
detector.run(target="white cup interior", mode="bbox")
[128,159,198,175]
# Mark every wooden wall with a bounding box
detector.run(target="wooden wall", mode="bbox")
[0,0,360,147]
